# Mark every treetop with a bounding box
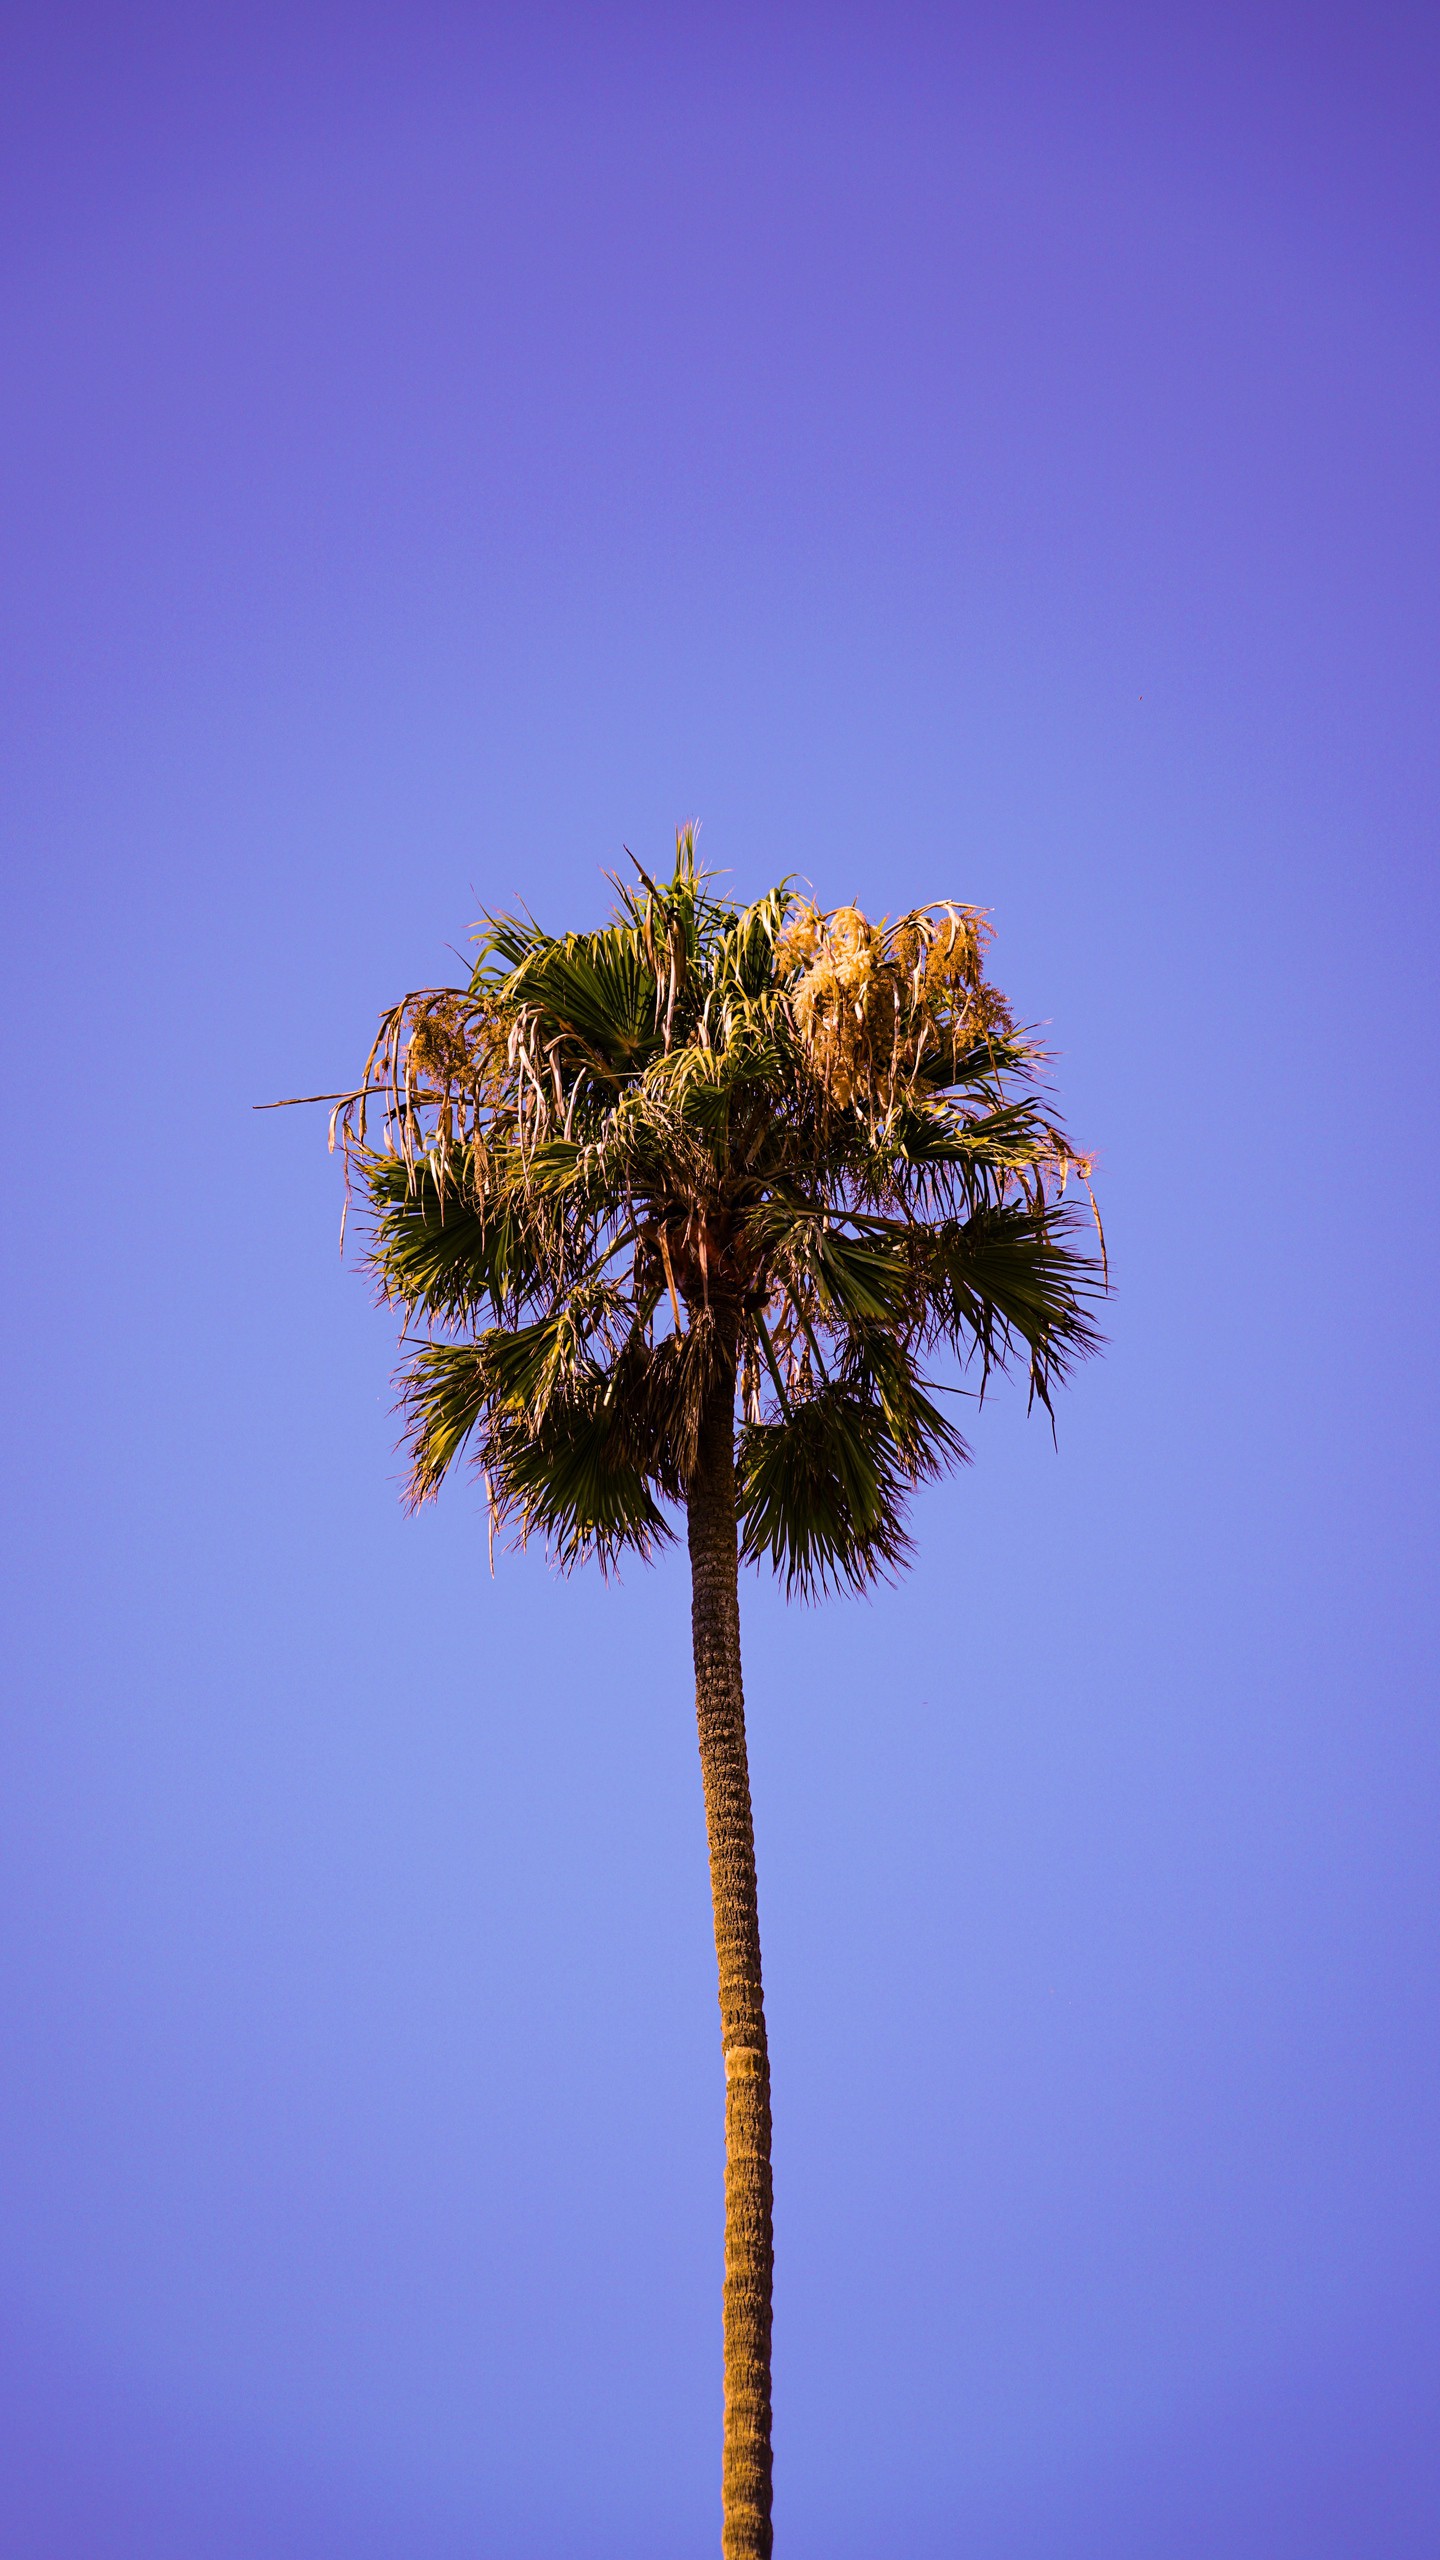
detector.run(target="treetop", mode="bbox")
[310,826,1104,1594]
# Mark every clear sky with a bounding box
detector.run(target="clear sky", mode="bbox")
[1,4,1436,2553]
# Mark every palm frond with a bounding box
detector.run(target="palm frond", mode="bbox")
[737,1386,935,1598]
[487,1378,675,1571]
[916,1200,1104,1405]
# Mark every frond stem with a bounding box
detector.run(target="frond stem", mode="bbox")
[753,1311,792,1421]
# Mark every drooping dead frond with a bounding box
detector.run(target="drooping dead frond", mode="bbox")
[779,900,1016,1122]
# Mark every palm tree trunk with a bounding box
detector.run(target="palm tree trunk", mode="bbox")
[687,1363,774,2560]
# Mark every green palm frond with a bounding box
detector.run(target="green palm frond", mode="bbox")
[401,1341,493,1504]
[369,1155,551,1323]
[737,1376,960,1598]
[916,1199,1102,1406]
[487,1378,675,1571]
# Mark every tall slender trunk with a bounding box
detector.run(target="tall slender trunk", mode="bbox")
[687,1362,774,2560]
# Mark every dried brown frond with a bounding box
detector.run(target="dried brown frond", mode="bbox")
[773,903,822,978]
[783,899,1015,1121]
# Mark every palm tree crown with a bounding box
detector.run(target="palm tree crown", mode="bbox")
[334,828,1103,1585]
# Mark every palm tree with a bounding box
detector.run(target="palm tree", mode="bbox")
[310,828,1101,2560]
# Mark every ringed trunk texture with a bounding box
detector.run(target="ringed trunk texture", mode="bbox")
[687,1365,774,2560]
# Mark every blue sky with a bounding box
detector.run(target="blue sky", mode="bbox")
[1,5,1436,2552]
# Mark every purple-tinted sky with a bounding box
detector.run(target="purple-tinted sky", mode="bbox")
[1,5,1437,2554]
